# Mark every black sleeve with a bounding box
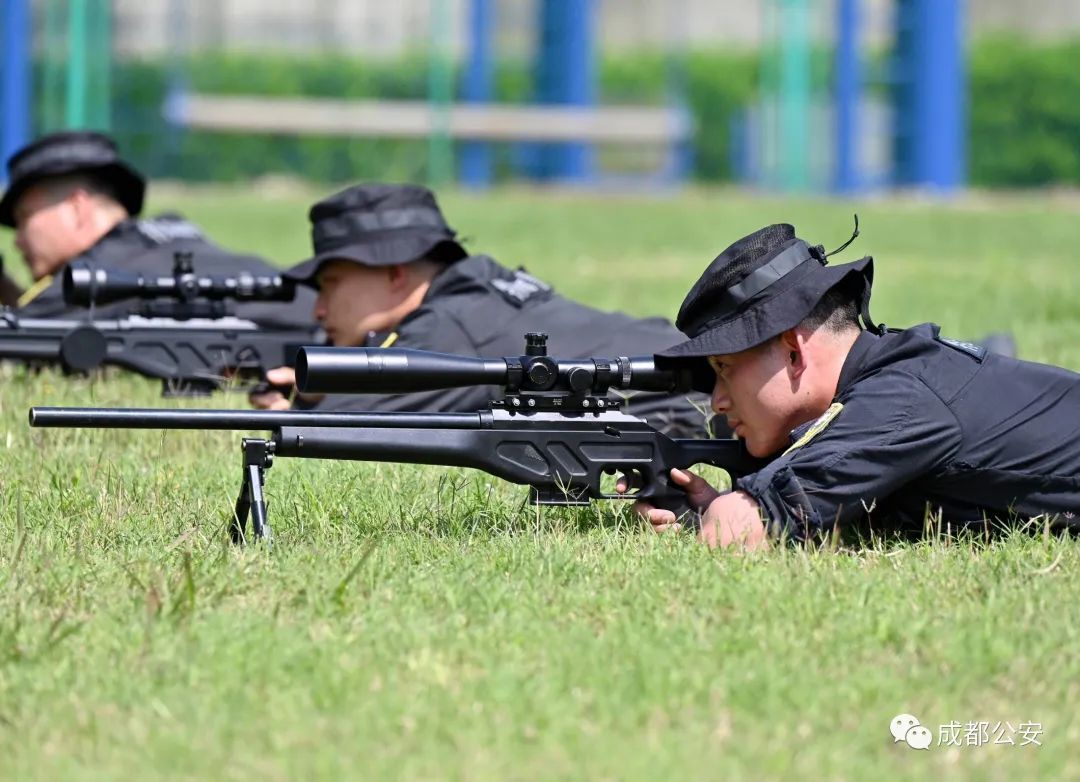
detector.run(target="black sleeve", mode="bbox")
[396,307,482,355]
[735,370,962,541]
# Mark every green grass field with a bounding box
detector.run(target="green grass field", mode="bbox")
[2,185,1079,780]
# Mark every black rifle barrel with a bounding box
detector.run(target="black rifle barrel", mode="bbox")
[29,407,482,430]
[296,347,686,395]
[63,263,295,306]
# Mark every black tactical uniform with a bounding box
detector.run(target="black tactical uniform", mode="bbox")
[14,215,315,328]
[307,255,714,436]
[736,324,1080,540]
[656,223,1080,541]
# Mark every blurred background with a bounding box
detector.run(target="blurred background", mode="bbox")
[3,0,1080,195]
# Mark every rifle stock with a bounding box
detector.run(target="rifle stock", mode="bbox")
[274,417,752,511]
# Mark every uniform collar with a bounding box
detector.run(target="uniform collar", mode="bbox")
[836,329,878,397]
[380,254,487,336]
[423,254,491,299]
[782,330,877,453]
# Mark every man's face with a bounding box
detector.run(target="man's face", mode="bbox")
[12,183,93,280]
[313,260,399,346]
[708,339,805,457]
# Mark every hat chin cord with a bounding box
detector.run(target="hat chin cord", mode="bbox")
[827,215,882,335]
[857,286,884,336]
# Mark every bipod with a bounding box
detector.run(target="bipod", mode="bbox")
[231,437,275,544]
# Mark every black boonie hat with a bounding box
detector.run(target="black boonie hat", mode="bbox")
[0,131,146,227]
[285,183,466,285]
[655,223,874,391]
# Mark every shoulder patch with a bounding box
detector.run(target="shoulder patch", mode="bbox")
[136,217,205,245]
[782,402,844,457]
[16,274,54,307]
[936,336,987,361]
[489,268,552,307]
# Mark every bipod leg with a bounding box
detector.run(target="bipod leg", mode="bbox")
[231,438,275,544]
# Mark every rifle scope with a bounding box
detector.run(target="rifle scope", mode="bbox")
[63,253,295,307]
[296,333,692,396]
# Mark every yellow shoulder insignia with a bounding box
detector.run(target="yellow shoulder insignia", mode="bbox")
[16,274,53,307]
[378,331,399,348]
[782,402,844,457]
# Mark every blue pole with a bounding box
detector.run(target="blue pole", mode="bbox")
[1,0,33,181]
[892,0,965,191]
[833,0,859,193]
[918,0,965,190]
[891,0,914,186]
[534,0,595,182]
[460,0,494,188]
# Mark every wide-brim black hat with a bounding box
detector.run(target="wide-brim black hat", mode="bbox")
[285,183,465,285]
[655,223,874,391]
[0,131,146,227]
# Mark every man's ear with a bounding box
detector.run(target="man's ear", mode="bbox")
[386,263,410,290]
[778,328,807,379]
[69,188,103,231]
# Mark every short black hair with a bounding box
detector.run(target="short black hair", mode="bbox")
[40,170,123,207]
[800,276,862,334]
